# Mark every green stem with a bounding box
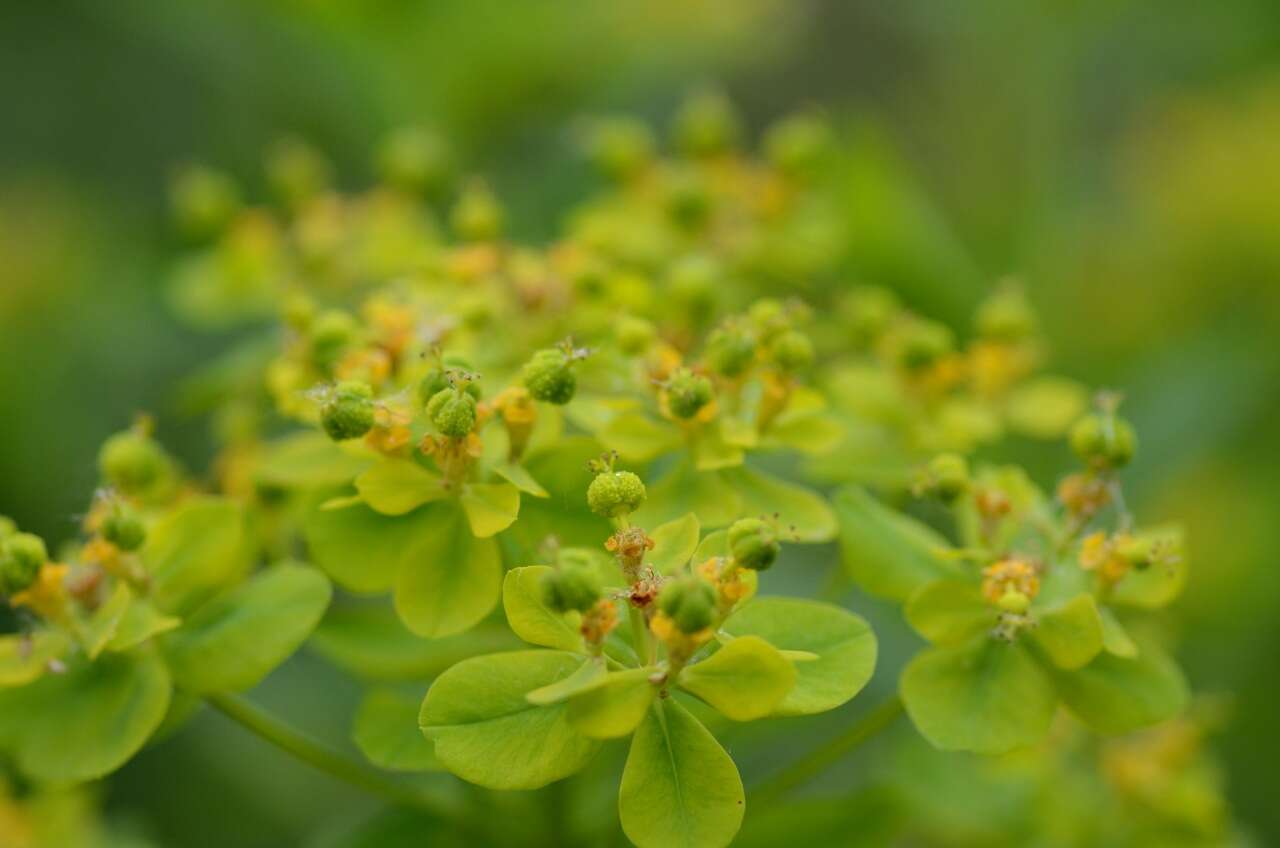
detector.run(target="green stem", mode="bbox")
[749,694,904,806]
[628,604,654,665]
[206,692,462,822]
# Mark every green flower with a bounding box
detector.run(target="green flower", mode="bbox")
[427,387,478,438]
[666,368,713,419]
[98,430,170,496]
[0,532,47,594]
[658,576,717,634]
[540,561,602,614]
[1070,413,1137,469]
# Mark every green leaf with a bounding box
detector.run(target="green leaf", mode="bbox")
[678,635,796,721]
[310,605,519,681]
[492,463,549,498]
[693,529,729,562]
[0,630,69,687]
[720,466,836,543]
[303,498,423,593]
[649,513,701,575]
[1004,377,1088,440]
[835,486,957,600]
[599,414,682,463]
[692,426,745,471]
[1098,607,1138,658]
[106,597,182,653]
[356,460,449,516]
[633,459,742,530]
[143,497,250,616]
[395,503,503,638]
[1050,644,1188,734]
[1029,594,1103,670]
[526,658,608,705]
[722,597,876,716]
[905,579,993,646]
[619,698,744,848]
[353,688,440,772]
[0,650,170,782]
[502,566,586,652]
[460,482,521,538]
[420,650,600,789]
[162,563,332,694]
[255,431,373,489]
[901,639,1055,754]
[1109,526,1187,609]
[81,582,133,659]
[566,668,656,739]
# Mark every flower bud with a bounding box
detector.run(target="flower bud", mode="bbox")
[928,453,970,502]
[673,89,742,158]
[975,286,1037,342]
[170,164,240,238]
[376,127,452,196]
[658,576,718,634]
[427,388,478,438]
[770,329,814,372]
[541,560,603,614]
[583,117,655,181]
[616,316,657,355]
[587,470,647,519]
[896,320,954,370]
[99,430,170,495]
[704,325,756,378]
[764,113,832,179]
[0,532,47,594]
[1069,413,1137,469]
[451,181,504,242]
[727,518,780,571]
[522,348,577,405]
[103,508,147,552]
[321,381,376,442]
[666,368,713,419]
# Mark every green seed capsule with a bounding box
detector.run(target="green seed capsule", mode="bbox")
[770,330,814,372]
[1070,414,1137,469]
[99,431,169,495]
[541,561,603,614]
[522,349,577,405]
[666,368,713,419]
[419,356,482,404]
[428,388,477,438]
[103,509,147,552]
[321,381,376,442]
[658,576,718,634]
[1,532,47,595]
[728,518,780,571]
[587,471,647,518]
[996,589,1030,614]
[704,325,756,378]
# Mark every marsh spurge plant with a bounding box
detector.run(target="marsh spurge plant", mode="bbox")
[421,458,875,847]
[0,93,1210,847]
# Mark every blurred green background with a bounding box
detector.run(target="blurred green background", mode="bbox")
[2,1,1278,844]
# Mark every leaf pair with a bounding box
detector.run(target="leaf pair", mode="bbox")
[419,561,877,848]
[0,498,333,783]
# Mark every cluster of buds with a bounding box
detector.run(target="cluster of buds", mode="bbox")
[981,557,1042,640]
[1079,531,1176,587]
